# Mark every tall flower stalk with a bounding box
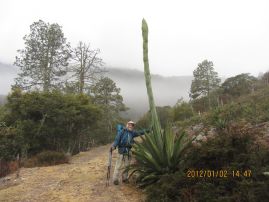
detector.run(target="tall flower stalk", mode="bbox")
[142,19,162,137]
[127,19,192,187]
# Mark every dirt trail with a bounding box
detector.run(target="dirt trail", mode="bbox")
[0,144,145,202]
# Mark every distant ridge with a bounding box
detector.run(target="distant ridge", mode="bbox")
[105,67,192,120]
[0,62,192,119]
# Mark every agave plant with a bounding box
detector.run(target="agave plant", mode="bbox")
[126,19,193,187]
[130,125,191,186]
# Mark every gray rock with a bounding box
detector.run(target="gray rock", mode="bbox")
[196,134,204,141]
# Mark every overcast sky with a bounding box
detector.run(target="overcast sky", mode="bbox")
[0,0,269,77]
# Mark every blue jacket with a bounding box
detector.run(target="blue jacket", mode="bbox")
[112,128,148,154]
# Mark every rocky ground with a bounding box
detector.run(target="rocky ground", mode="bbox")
[0,144,145,202]
[184,121,269,147]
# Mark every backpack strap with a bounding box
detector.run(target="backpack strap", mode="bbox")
[118,128,126,147]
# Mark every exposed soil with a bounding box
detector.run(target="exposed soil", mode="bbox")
[0,144,145,202]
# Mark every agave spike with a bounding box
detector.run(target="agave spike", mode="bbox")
[125,19,192,187]
[142,19,162,139]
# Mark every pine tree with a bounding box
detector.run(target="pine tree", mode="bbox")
[190,60,221,108]
[90,77,127,132]
[14,20,71,91]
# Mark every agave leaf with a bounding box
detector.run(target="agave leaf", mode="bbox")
[132,149,160,169]
[163,124,175,165]
[172,132,187,157]
[141,173,159,182]
[143,133,165,164]
[137,150,162,171]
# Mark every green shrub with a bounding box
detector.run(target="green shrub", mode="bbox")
[175,115,204,130]
[144,123,269,202]
[136,106,173,129]
[172,100,194,122]
[3,89,101,156]
[0,123,23,161]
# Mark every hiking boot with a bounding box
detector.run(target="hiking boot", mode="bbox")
[113,180,119,185]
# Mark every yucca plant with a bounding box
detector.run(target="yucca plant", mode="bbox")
[126,19,193,187]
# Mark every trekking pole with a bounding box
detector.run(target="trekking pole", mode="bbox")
[106,148,112,187]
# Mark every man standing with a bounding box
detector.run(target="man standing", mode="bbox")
[110,121,149,185]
